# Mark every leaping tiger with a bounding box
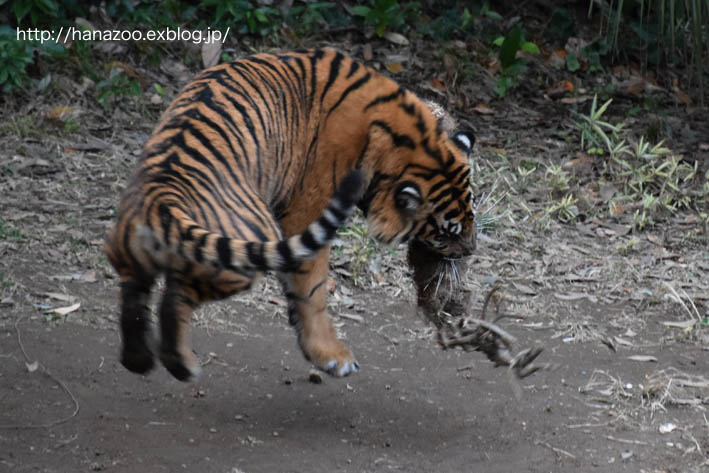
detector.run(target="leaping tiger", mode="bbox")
[105,49,475,382]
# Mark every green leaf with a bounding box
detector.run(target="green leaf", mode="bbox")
[566,53,580,72]
[254,9,268,23]
[492,36,504,47]
[39,40,66,57]
[503,62,526,77]
[494,76,514,96]
[13,1,32,22]
[499,25,523,69]
[520,41,539,54]
[351,6,371,17]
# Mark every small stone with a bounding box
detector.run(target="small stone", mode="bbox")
[308,370,323,384]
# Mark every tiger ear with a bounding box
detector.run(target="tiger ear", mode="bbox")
[451,131,475,157]
[394,182,422,215]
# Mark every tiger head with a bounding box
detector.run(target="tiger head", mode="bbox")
[360,94,476,260]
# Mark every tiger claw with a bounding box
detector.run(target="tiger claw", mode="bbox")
[320,359,359,377]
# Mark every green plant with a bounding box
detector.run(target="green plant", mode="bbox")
[574,95,624,154]
[573,95,703,229]
[1,0,59,26]
[202,0,280,36]
[544,164,571,195]
[0,26,65,93]
[96,67,142,109]
[548,7,575,41]
[351,0,420,36]
[0,217,23,240]
[492,25,539,96]
[581,38,611,73]
[338,219,378,287]
[286,2,337,34]
[589,0,708,103]
[546,194,579,223]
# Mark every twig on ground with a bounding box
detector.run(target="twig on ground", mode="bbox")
[0,315,80,430]
[535,440,577,459]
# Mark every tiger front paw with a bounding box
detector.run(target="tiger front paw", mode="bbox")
[302,338,359,377]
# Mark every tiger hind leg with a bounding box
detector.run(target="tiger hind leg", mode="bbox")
[157,274,203,382]
[157,272,257,382]
[119,279,156,374]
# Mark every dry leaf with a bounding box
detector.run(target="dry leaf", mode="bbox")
[362,43,373,61]
[80,270,97,283]
[473,103,495,115]
[628,355,658,362]
[431,78,445,89]
[613,336,634,347]
[661,320,696,329]
[673,86,692,105]
[46,106,73,123]
[621,77,646,96]
[46,302,81,316]
[382,31,409,46]
[201,40,222,69]
[547,80,574,97]
[512,282,536,295]
[560,95,592,104]
[385,62,404,74]
[554,292,598,303]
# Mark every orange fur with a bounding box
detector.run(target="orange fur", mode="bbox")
[105,49,475,381]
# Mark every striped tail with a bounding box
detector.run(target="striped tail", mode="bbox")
[149,170,365,274]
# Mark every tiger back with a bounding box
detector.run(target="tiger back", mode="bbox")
[105,49,475,382]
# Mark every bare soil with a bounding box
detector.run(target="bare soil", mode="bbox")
[2,36,709,473]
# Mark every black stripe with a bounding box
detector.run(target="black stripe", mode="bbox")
[246,242,266,268]
[308,50,325,113]
[371,121,416,149]
[327,72,372,116]
[422,139,444,165]
[277,240,296,270]
[364,88,404,111]
[346,60,360,78]
[317,214,338,235]
[217,237,232,268]
[399,102,416,115]
[300,229,319,251]
[444,208,461,220]
[157,203,173,243]
[320,51,344,104]
[326,204,346,223]
[308,278,327,298]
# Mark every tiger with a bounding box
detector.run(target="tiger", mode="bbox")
[105,48,476,382]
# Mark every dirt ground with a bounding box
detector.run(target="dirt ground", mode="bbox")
[1,37,709,473]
